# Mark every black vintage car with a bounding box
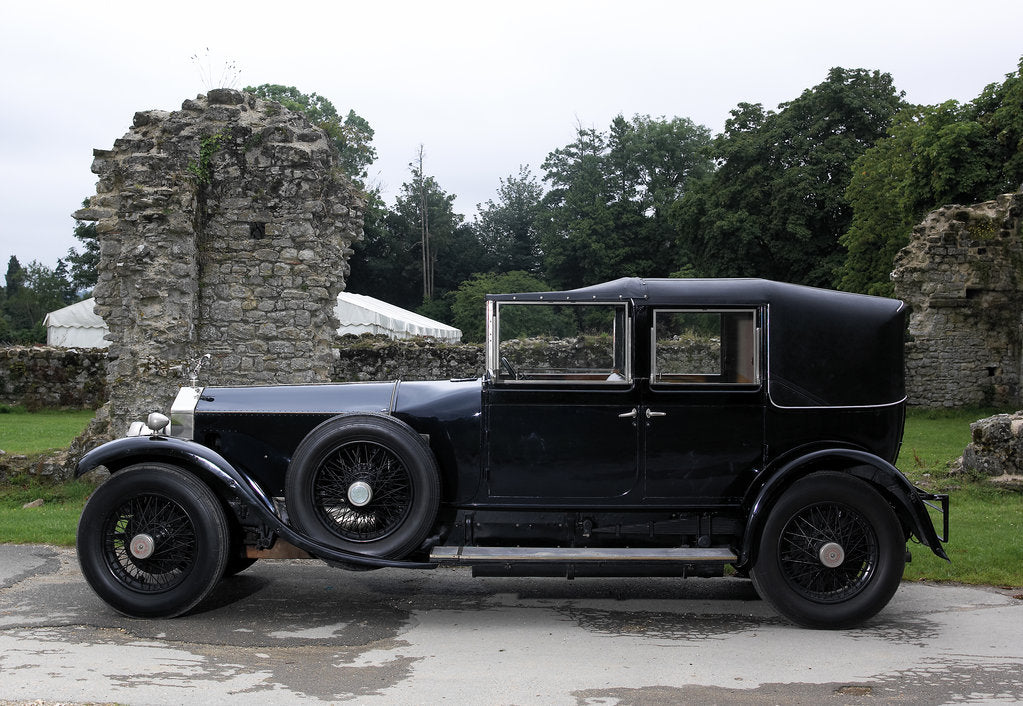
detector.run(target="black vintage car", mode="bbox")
[75,278,949,628]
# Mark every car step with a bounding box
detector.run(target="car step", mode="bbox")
[430,546,737,563]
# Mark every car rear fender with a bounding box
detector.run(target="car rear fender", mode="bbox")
[75,436,435,570]
[738,448,949,569]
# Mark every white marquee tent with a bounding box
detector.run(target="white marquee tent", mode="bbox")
[334,292,461,342]
[45,293,462,348]
[42,298,109,348]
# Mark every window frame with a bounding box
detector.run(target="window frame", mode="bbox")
[650,308,761,388]
[485,300,632,385]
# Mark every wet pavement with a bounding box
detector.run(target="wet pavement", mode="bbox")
[0,543,1021,704]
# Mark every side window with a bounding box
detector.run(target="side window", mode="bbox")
[652,310,759,385]
[493,302,630,383]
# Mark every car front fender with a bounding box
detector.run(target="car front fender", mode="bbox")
[738,448,949,569]
[75,436,436,570]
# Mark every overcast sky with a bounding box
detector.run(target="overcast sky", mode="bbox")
[2,0,1021,270]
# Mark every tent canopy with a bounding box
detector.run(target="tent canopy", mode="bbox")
[334,292,461,342]
[44,293,462,348]
[43,298,109,348]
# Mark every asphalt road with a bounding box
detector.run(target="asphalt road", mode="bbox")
[1,543,1021,705]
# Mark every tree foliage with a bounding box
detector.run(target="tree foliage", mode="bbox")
[839,58,1023,295]
[1,256,79,344]
[539,115,712,289]
[451,271,551,342]
[475,166,544,274]
[244,84,377,183]
[674,68,907,288]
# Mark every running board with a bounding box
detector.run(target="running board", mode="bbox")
[430,546,736,563]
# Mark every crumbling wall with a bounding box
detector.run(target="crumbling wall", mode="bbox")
[75,88,362,434]
[892,190,1023,407]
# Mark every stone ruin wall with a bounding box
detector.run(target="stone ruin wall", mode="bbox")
[75,89,363,434]
[892,190,1023,408]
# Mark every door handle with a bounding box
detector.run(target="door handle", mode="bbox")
[618,408,638,419]
[646,409,667,418]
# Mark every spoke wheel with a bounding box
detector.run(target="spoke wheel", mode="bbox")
[777,501,878,603]
[102,493,199,592]
[313,440,413,542]
[751,472,905,629]
[286,414,440,559]
[77,464,229,618]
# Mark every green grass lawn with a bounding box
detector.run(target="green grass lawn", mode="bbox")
[0,406,97,455]
[0,405,1021,587]
[0,406,99,544]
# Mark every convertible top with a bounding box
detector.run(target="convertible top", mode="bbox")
[488,278,906,408]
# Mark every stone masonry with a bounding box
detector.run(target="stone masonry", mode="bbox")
[892,190,1023,407]
[74,89,363,434]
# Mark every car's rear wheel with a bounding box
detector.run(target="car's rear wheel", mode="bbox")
[76,464,230,618]
[285,414,440,559]
[750,472,905,628]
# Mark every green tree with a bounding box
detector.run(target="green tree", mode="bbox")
[5,256,25,297]
[540,115,712,289]
[345,190,423,310]
[839,58,1023,294]
[674,68,907,287]
[1,258,76,344]
[244,84,377,183]
[451,271,551,342]
[66,207,99,293]
[475,165,544,274]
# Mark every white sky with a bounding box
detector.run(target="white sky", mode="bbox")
[1,0,1021,269]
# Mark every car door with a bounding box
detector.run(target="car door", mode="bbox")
[483,301,641,501]
[642,308,765,502]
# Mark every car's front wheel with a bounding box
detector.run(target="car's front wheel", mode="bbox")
[76,463,230,618]
[284,414,440,559]
[750,472,905,628]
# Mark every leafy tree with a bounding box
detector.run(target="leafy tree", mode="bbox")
[839,57,1023,294]
[1,258,76,344]
[5,256,25,297]
[674,68,907,288]
[345,190,423,310]
[347,168,486,313]
[475,165,544,274]
[451,271,551,342]
[66,207,99,293]
[540,115,712,289]
[244,84,377,183]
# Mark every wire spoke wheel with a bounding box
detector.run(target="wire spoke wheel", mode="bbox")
[286,415,441,560]
[102,493,197,592]
[313,440,413,542]
[750,472,905,628]
[777,501,878,603]
[77,464,230,618]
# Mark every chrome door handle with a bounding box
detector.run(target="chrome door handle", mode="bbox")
[618,408,638,419]
[646,409,666,418]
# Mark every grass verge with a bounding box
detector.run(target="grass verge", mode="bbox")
[0,406,97,455]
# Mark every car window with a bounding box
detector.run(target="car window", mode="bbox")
[492,302,630,384]
[652,310,759,385]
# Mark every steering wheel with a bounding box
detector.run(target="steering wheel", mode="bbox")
[500,356,517,380]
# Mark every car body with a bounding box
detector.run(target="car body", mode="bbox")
[76,277,949,627]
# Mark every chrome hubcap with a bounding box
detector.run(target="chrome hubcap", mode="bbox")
[347,481,373,507]
[818,541,845,568]
[129,533,156,559]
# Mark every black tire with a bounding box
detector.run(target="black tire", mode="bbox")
[284,414,440,559]
[750,472,905,629]
[76,463,230,618]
